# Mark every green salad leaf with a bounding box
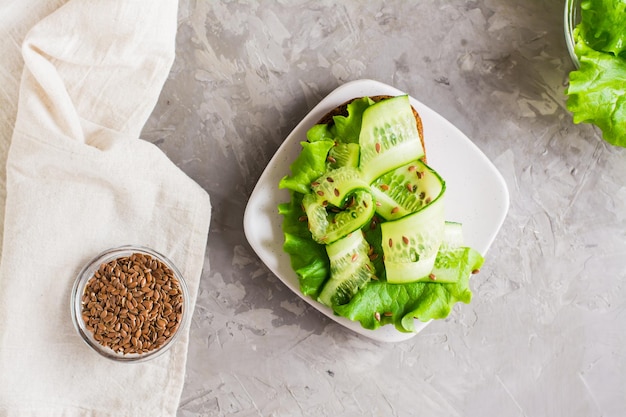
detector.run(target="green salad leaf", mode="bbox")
[568,41,626,146]
[331,97,373,143]
[278,140,334,194]
[279,192,329,297]
[578,0,626,56]
[566,0,626,146]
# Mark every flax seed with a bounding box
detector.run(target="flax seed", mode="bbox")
[79,251,185,356]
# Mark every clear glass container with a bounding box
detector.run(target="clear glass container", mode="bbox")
[70,245,190,362]
[565,0,581,68]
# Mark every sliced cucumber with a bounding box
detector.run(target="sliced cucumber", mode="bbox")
[328,142,360,169]
[427,221,481,283]
[370,160,444,221]
[303,190,375,244]
[440,221,464,249]
[358,96,425,183]
[310,166,370,207]
[381,195,446,283]
[318,231,375,307]
[428,248,471,283]
[386,221,467,284]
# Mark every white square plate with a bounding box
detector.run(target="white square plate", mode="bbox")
[243,79,509,342]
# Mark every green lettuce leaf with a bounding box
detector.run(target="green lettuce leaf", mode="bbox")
[306,124,335,143]
[279,192,330,297]
[567,40,626,146]
[566,0,626,147]
[330,97,373,143]
[578,0,626,56]
[278,140,334,194]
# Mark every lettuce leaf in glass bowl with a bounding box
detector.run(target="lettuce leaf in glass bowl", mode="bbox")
[566,0,626,147]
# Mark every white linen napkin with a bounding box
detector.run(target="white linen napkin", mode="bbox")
[0,1,211,416]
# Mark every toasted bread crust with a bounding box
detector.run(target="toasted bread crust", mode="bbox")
[317,95,426,161]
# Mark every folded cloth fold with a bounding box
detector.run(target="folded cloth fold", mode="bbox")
[0,1,211,416]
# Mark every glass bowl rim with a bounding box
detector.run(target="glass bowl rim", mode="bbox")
[565,0,580,68]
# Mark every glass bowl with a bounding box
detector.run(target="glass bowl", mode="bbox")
[71,245,190,362]
[565,0,581,68]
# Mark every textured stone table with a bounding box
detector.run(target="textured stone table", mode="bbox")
[141,1,626,415]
